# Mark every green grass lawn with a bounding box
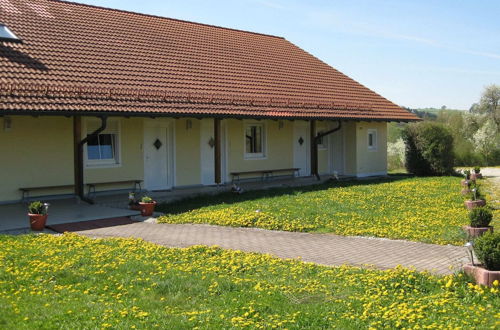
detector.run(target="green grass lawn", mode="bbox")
[158,176,478,245]
[1,234,498,329]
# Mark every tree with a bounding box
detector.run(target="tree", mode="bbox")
[401,122,455,176]
[473,119,500,163]
[476,84,500,132]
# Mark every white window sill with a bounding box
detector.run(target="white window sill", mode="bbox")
[244,154,267,160]
[85,162,122,169]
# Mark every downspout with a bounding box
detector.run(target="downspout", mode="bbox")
[75,116,108,204]
[312,120,342,181]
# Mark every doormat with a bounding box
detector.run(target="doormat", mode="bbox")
[47,217,136,233]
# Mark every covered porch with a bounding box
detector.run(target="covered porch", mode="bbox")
[0,174,347,233]
[0,199,141,233]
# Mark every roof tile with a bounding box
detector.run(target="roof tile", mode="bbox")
[0,0,419,121]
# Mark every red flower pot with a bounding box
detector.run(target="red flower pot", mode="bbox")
[464,264,500,287]
[139,202,156,216]
[464,200,486,210]
[28,214,48,231]
[462,225,493,239]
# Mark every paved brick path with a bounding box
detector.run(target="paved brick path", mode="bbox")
[75,222,468,275]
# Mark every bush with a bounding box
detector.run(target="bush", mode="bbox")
[28,201,48,215]
[469,207,492,227]
[141,196,154,203]
[474,166,481,174]
[401,122,455,176]
[474,232,500,270]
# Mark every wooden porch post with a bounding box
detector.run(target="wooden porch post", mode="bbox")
[214,118,221,185]
[73,115,84,199]
[310,120,319,179]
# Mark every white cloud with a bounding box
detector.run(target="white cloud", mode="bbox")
[306,10,500,61]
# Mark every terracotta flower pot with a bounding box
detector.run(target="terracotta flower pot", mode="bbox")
[464,264,500,287]
[470,173,477,181]
[139,202,156,216]
[464,200,486,210]
[462,225,493,239]
[28,213,48,231]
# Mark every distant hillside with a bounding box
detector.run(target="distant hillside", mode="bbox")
[402,107,467,120]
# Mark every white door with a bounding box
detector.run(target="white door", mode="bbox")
[200,119,215,185]
[293,121,310,176]
[144,126,170,190]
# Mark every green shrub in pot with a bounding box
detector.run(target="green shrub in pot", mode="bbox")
[474,232,500,271]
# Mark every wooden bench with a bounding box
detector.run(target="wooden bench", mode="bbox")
[20,180,142,201]
[20,184,74,202]
[230,168,300,183]
[86,180,142,197]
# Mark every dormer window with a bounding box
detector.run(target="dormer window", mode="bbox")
[0,24,22,43]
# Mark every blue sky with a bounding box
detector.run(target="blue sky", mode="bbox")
[71,0,500,110]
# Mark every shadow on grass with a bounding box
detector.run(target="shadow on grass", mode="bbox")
[157,174,413,215]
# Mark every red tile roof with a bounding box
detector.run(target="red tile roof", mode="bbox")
[0,0,418,121]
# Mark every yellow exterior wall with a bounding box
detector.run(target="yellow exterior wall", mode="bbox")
[0,116,145,202]
[0,116,74,202]
[226,119,294,179]
[175,118,201,186]
[84,117,144,189]
[0,116,387,202]
[356,121,387,176]
[344,121,358,176]
[343,121,387,176]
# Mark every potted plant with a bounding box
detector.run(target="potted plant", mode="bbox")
[461,170,471,187]
[464,187,486,210]
[464,232,500,287]
[28,201,49,231]
[463,207,493,239]
[472,166,483,180]
[128,192,141,211]
[139,196,156,216]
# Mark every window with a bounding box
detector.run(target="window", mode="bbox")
[86,120,120,166]
[245,124,265,158]
[367,129,377,151]
[0,24,22,43]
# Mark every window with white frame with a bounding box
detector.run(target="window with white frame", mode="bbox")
[245,123,265,158]
[367,129,377,151]
[86,120,120,166]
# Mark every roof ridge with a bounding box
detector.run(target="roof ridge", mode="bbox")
[49,0,285,40]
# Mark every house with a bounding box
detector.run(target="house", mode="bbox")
[0,0,418,204]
